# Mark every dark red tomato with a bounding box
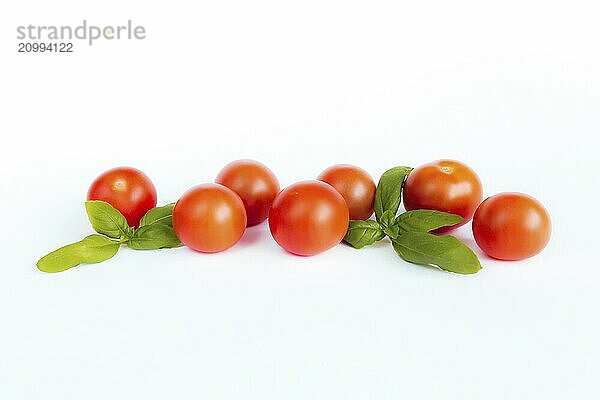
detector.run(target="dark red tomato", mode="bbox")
[269,180,349,256]
[473,192,551,260]
[215,159,280,226]
[87,166,157,227]
[317,164,376,220]
[173,183,247,253]
[403,160,482,233]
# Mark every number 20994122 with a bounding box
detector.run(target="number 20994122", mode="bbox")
[18,42,73,52]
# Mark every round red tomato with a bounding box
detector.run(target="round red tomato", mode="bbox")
[173,183,247,253]
[269,180,349,256]
[403,159,482,232]
[317,164,376,220]
[87,166,157,228]
[215,159,280,226]
[473,192,551,260]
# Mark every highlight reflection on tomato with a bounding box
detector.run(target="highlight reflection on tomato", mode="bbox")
[268,180,349,256]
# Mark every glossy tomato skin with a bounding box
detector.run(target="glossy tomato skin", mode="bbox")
[317,164,376,220]
[403,160,482,233]
[268,180,349,256]
[473,192,551,260]
[87,167,157,228]
[215,159,280,226]
[173,183,247,253]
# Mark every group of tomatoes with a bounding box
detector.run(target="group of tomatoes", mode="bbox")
[87,159,551,261]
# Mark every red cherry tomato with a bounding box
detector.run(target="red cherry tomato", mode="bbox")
[173,183,247,253]
[317,164,376,220]
[403,160,482,232]
[269,180,349,256]
[87,166,157,228]
[473,192,551,260]
[215,159,280,226]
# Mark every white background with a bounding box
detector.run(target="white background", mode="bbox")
[1,1,599,399]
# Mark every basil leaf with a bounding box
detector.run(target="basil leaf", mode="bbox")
[374,166,412,223]
[139,203,176,227]
[37,234,120,273]
[128,224,182,250]
[85,200,133,240]
[391,231,481,274]
[379,210,399,239]
[379,210,395,227]
[344,220,386,249]
[383,224,400,239]
[395,209,464,233]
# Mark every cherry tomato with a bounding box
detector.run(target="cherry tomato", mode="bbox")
[403,160,482,232]
[317,164,376,220]
[173,183,247,253]
[269,180,349,256]
[473,192,551,260]
[215,159,280,226]
[87,166,157,228]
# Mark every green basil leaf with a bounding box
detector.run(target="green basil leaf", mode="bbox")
[85,200,133,240]
[374,166,412,223]
[379,210,399,239]
[383,224,400,239]
[395,209,464,233]
[344,220,386,249]
[139,203,176,227]
[128,224,182,250]
[37,234,120,273]
[391,231,481,274]
[379,210,396,228]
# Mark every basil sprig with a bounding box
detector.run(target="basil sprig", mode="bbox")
[344,166,482,274]
[37,201,181,273]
